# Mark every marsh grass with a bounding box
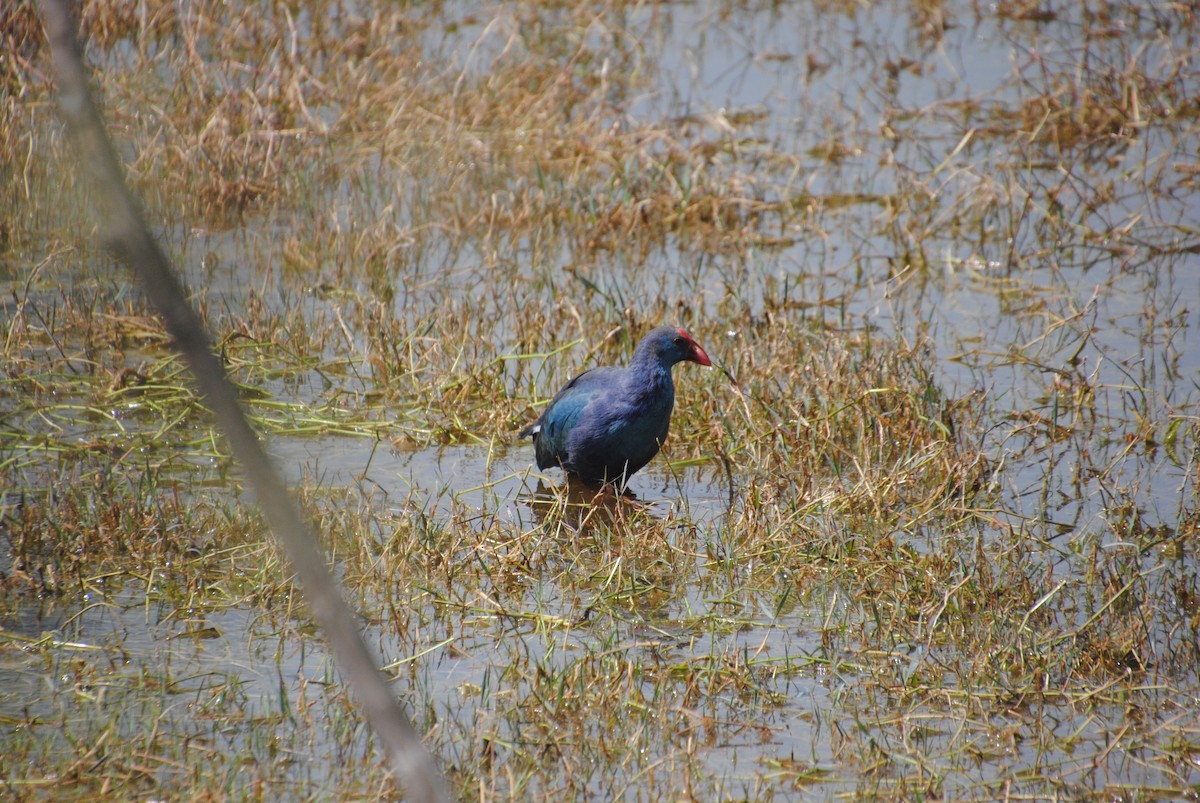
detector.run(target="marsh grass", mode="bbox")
[4,0,1200,799]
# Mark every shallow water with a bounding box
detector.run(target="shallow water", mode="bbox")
[4,0,1199,797]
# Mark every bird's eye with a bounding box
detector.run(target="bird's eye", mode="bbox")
[673,336,686,347]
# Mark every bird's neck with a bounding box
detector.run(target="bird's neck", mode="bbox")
[625,356,675,404]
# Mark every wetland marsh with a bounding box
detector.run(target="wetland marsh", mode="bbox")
[2,0,1199,799]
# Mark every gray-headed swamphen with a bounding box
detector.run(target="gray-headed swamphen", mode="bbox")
[519,325,712,487]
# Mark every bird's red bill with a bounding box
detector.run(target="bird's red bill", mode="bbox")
[677,328,713,366]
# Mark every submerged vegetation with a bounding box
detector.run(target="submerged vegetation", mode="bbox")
[3,0,1199,799]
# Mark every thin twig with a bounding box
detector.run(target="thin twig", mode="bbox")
[36,2,448,799]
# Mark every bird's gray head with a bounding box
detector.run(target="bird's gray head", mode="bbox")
[638,325,713,367]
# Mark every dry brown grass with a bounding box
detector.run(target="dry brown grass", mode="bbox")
[3,0,1199,799]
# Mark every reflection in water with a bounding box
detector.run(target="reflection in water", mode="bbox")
[515,477,703,626]
[517,477,647,535]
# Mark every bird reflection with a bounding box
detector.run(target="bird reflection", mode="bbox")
[518,476,658,537]
[517,476,683,625]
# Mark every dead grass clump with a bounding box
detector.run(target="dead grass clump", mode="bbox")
[328,494,796,799]
[0,474,273,604]
[332,7,784,260]
[983,1,1196,159]
[49,0,345,223]
[693,318,988,534]
[1,272,416,479]
[79,0,177,50]
[0,2,43,93]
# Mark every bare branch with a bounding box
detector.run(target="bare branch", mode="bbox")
[35,2,449,799]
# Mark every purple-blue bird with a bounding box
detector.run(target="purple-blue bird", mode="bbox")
[519,325,712,487]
